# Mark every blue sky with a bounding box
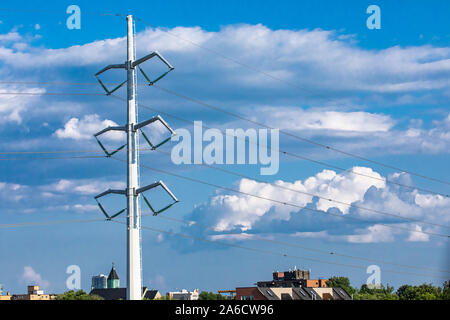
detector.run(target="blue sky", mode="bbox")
[0,0,449,295]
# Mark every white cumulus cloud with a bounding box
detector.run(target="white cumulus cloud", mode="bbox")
[20,266,49,289]
[181,167,449,245]
[54,114,122,141]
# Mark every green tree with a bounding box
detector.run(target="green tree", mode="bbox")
[397,283,442,300]
[56,290,103,300]
[355,284,398,300]
[199,291,226,300]
[326,276,356,295]
[442,281,450,300]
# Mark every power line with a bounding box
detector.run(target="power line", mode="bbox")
[0,146,159,156]
[112,220,450,280]
[113,94,448,198]
[0,81,147,87]
[2,212,446,280]
[130,16,450,186]
[149,149,450,230]
[1,84,448,197]
[153,212,450,275]
[0,12,447,282]
[1,16,448,186]
[0,155,105,161]
[2,210,448,276]
[110,156,450,239]
[0,147,157,157]
[0,92,104,96]
[153,84,450,187]
[132,16,323,98]
[1,148,447,231]
[0,8,125,17]
[0,217,106,228]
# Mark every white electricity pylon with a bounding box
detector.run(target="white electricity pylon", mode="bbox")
[93,15,178,300]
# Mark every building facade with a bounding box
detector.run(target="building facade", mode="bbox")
[236,268,351,300]
[107,265,120,289]
[89,287,161,300]
[0,284,11,301]
[258,268,323,288]
[169,289,199,300]
[11,285,56,300]
[91,274,107,290]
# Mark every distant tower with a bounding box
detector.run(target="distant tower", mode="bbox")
[107,263,120,289]
[91,274,107,290]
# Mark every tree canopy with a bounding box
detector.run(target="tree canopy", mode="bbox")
[326,276,449,300]
[199,291,226,300]
[56,290,104,300]
[326,276,357,295]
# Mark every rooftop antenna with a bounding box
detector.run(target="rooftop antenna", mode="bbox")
[94,15,177,300]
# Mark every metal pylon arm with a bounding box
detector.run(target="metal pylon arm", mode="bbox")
[94,126,127,157]
[95,63,127,95]
[94,189,126,199]
[136,181,179,216]
[95,63,126,76]
[135,115,176,150]
[134,51,174,86]
[132,51,174,69]
[94,125,126,137]
[94,188,127,221]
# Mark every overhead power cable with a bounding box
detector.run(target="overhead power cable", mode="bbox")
[111,94,449,198]
[0,80,147,87]
[152,212,450,275]
[149,149,450,230]
[130,16,450,186]
[111,220,450,280]
[1,83,448,196]
[1,13,448,186]
[0,217,106,228]
[0,146,158,156]
[0,89,447,197]
[110,156,450,239]
[0,92,105,96]
[2,210,448,277]
[153,84,450,187]
[1,147,447,231]
[0,155,105,161]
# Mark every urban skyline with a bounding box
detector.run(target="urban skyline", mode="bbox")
[0,0,449,298]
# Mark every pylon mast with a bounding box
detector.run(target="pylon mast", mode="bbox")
[93,14,177,301]
[126,14,142,301]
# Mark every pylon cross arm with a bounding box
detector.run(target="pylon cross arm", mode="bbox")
[95,63,127,95]
[94,189,127,221]
[132,51,174,69]
[134,51,174,86]
[134,115,176,150]
[94,126,127,157]
[136,181,179,216]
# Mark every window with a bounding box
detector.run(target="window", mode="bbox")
[242,295,254,300]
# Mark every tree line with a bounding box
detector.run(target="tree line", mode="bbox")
[56,279,450,300]
[326,276,450,300]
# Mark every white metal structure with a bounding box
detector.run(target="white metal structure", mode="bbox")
[126,14,141,300]
[93,15,177,300]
